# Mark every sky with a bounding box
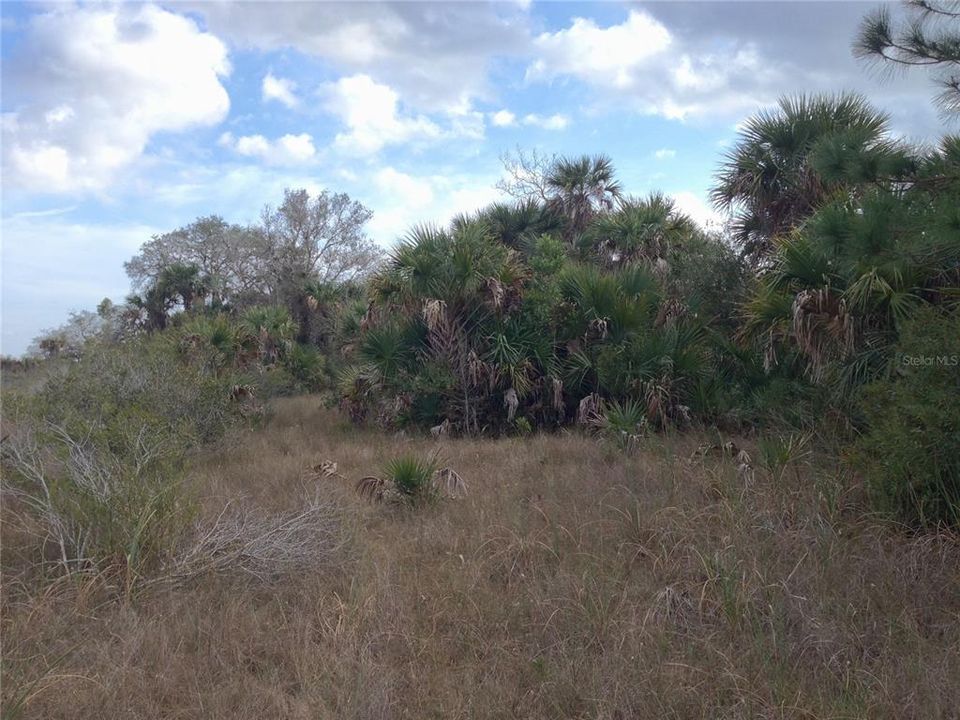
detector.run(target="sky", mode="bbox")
[0,1,945,356]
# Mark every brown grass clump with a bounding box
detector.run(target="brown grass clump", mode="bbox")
[3,395,960,719]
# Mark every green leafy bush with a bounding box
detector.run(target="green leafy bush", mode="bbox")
[383,453,442,506]
[599,398,647,450]
[1,336,245,582]
[283,343,328,392]
[847,307,960,526]
[2,416,194,584]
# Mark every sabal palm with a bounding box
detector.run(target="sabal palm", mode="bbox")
[584,193,697,266]
[741,143,960,387]
[157,263,210,311]
[712,93,891,260]
[240,305,296,364]
[546,154,622,241]
[374,220,521,316]
[468,199,562,252]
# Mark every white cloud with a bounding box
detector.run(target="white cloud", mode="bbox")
[447,106,487,141]
[374,167,435,208]
[672,191,725,230]
[364,168,502,244]
[321,74,444,155]
[490,110,517,127]
[528,12,672,89]
[185,2,531,113]
[2,4,230,193]
[262,73,299,108]
[654,148,676,160]
[522,113,569,130]
[527,10,780,120]
[219,132,317,165]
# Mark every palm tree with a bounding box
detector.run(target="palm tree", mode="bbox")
[583,193,698,267]
[546,154,622,242]
[711,93,892,261]
[739,135,960,390]
[468,199,562,252]
[157,263,210,312]
[240,306,296,365]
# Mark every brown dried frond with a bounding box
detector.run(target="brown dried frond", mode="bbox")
[736,449,754,484]
[486,277,505,309]
[359,301,376,332]
[654,298,686,329]
[643,378,672,427]
[421,298,447,331]
[433,467,467,498]
[551,377,564,413]
[430,418,451,438]
[576,393,603,426]
[307,460,343,481]
[466,351,487,388]
[792,288,855,380]
[375,394,411,429]
[356,475,387,503]
[588,317,609,340]
[230,384,256,401]
[503,387,519,422]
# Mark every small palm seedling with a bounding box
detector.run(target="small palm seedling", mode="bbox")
[356,453,466,506]
[597,398,647,450]
[757,432,812,484]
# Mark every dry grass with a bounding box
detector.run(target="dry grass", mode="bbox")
[3,395,959,719]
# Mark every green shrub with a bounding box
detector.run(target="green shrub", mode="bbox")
[600,398,647,449]
[512,416,533,436]
[383,453,441,506]
[847,307,960,526]
[2,416,195,584]
[29,335,241,446]
[283,343,328,392]
[757,432,812,483]
[0,336,244,583]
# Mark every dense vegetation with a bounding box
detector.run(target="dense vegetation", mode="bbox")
[2,4,958,589]
[2,5,960,717]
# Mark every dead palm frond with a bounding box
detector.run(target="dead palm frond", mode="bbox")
[355,475,387,502]
[306,460,344,481]
[354,454,467,504]
[434,467,467,498]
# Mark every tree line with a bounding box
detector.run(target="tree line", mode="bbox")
[17,1,960,527]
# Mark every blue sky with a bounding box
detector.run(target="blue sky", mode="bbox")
[0,1,943,355]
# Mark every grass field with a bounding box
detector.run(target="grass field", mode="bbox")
[3,395,959,719]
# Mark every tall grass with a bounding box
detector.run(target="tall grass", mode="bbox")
[3,396,958,718]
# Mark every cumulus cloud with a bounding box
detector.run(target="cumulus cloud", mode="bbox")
[1,4,230,193]
[183,2,530,113]
[321,74,445,155]
[490,110,517,127]
[527,10,781,120]
[218,132,317,165]
[672,191,725,230]
[528,12,672,89]
[262,73,299,108]
[364,168,502,244]
[374,167,435,209]
[654,148,677,160]
[522,113,569,130]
